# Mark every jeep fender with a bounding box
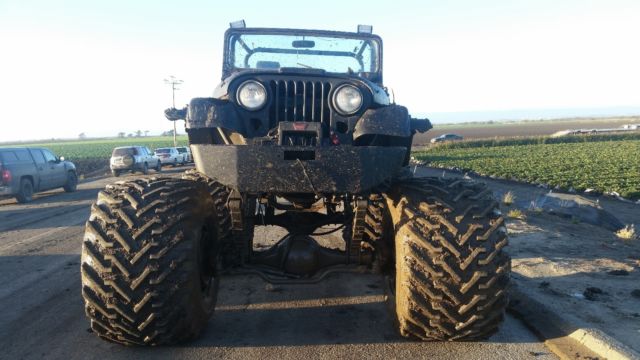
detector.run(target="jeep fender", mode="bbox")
[186,98,248,135]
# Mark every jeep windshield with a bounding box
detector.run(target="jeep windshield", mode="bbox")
[226,30,381,78]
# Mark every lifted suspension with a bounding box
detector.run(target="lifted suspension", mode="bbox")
[226,195,377,282]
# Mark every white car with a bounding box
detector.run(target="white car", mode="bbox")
[155,147,187,167]
[176,146,192,162]
[110,146,161,177]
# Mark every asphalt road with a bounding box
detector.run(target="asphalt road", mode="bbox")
[0,167,557,360]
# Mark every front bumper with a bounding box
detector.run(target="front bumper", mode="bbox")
[191,145,407,194]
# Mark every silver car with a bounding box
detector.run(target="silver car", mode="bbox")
[176,146,192,163]
[110,146,161,177]
[430,133,464,144]
[154,147,187,167]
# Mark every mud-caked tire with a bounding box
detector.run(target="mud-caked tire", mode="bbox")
[358,194,393,273]
[385,177,510,341]
[182,169,232,243]
[182,169,245,268]
[81,177,221,345]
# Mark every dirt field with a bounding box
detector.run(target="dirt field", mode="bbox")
[414,117,637,145]
[0,167,557,360]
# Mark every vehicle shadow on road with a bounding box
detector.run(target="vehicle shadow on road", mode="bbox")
[195,273,399,346]
[0,255,549,359]
[179,273,527,348]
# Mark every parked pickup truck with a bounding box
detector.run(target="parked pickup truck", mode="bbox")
[0,147,77,203]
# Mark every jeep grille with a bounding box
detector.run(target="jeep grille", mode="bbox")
[269,80,332,124]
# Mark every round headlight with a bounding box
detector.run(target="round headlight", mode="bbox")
[236,80,267,110]
[333,84,363,115]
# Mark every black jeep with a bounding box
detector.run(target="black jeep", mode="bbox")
[80,22,510,345]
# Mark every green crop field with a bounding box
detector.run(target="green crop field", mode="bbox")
[415,136,640,200]
[0,136,189,160]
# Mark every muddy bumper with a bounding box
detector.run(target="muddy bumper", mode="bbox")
[191,145,407,194]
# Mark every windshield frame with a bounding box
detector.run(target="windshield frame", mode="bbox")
[223,28,383,83]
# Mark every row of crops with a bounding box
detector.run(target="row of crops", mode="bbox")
[432,132,640,150]
[415,137,640,200]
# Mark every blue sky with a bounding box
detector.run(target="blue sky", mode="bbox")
[1,0,639,141]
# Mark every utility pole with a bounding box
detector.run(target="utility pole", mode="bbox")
[164,76,183,147]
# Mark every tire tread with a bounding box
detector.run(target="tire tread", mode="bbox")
[81,177,217,345]
[386,176,510,341]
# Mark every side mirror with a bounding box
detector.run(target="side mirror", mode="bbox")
[59,156,65,162]
[165,107,187,121]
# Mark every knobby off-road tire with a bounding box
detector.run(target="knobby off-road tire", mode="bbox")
[183,170,257,265]
[385,177,510,341]
[359,194,393,272]
[182,170,232,244]
[81,178,220,345]
[182,169,248,267]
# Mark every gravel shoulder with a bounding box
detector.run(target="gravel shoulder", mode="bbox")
[0,167,556,360]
